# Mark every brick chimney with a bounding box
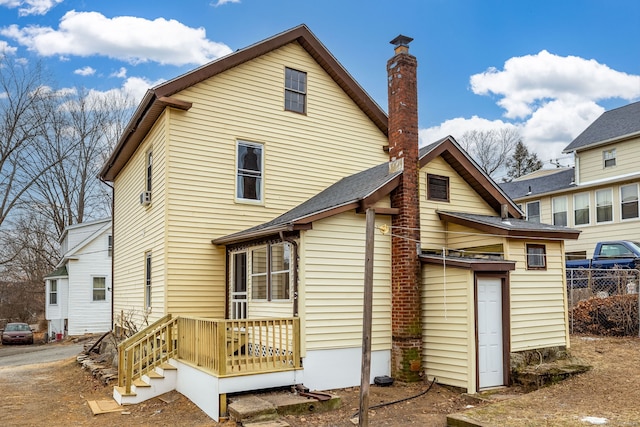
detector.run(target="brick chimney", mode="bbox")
[387,35,422,382]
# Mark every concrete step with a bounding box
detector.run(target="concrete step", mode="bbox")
[228,390,340,425]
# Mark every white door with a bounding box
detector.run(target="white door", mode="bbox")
[477,278,504,388]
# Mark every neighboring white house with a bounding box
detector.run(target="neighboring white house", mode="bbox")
[44,218,112,338]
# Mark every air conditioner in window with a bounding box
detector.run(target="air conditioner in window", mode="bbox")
[140,191,152,206]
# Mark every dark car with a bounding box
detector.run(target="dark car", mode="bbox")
[1,322,34,345]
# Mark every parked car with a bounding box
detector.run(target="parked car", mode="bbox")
[566,241,640,270]
[1,322,34,345]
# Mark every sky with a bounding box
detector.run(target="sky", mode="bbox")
[0,0,638,179]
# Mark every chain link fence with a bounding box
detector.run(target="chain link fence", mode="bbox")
[567,268,640,336]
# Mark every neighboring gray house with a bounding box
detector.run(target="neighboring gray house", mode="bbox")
[45,218,112,338]
[501,101,640,258]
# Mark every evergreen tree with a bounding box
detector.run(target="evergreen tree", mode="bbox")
[503,141,543,182]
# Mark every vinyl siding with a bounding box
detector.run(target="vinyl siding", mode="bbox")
[421,265,473,390]
[420,156,496,249]
[66,229,112,335]
[159,42,388,318]
[514,179,640,258]
[505,240,569,350]
[577,137,640,184]
[113,113,167,325]
[300,211,392,353]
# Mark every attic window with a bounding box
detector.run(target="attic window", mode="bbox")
[427,174,449,202]
[284,67,306,114]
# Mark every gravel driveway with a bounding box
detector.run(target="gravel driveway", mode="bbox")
[0,342,84,367]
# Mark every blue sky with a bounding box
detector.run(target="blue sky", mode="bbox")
[1,0,638,175]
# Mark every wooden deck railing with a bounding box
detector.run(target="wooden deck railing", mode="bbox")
[117,314,178,394]
[117,316,300,393]
[177,317,301,376]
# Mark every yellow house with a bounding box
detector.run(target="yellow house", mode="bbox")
[99,25,579,420]
[501,101,640,259]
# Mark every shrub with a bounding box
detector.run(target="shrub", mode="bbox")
[571,294,638,336]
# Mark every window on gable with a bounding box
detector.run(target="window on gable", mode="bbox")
[526,244,546,270]
[93,277,106,301]
[603,148,616,168]
[621,184,639,220]
[574,192,590,226]
[427,174,449,202]
[285,67,306,114]
[145,252,152,309]
[251,243,291,301]
[49,280,58,305]
[596,188,613,223]
[552,196,567,226]
[526,201,540,223]
[236,141,263,202]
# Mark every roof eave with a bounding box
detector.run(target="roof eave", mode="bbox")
[563,131,640,154]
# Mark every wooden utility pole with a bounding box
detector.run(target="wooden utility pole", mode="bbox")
[358,208,375,426]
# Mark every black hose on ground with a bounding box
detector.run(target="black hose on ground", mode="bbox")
[351,377,438,419]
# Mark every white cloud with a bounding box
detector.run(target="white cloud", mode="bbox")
[0,39,17,56]
[73,65,95,76]
[0,10,233,66]
[470,50,640,119]
[110,67,127,79]
[0,0,62,16]
[211,0,240,6]
[420,116,519,147]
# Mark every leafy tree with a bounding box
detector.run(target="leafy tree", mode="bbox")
[503,140,543,182]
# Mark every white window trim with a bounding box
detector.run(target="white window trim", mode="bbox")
[49,279,58,305]
[526,200,541,223]
[573,192,591,227]
[552,196,568,227]
[595,188,614,224]
[235,140,265,205]
[603,148,616,168]
[620,183,640,222]
[92,276,107,302]
[249,243,292,303]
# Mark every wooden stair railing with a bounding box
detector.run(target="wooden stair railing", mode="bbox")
[118,314,179,394]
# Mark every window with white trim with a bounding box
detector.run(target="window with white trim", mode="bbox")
[236,141,263,202]
[552,196,568,226]
[145,252,152,309]
[603,148,616,168]
[284,67,306,113]
[596,188,613,223]
[49,279,58,305]
[526,200,540,223]
[108,235,113,257]
[93,277,106,301]
[621,184,639,220]
[574,192,590,226]
[251,243,291,301]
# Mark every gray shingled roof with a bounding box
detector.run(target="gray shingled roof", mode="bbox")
[563,101,640,152]
[438,211,580,235]
[499,168,575,199]
[214,161,401,243]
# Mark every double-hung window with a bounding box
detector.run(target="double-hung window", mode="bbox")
[552,196,568,226]
[596,188,613,223]
[49,280,58,305]
[526,201,540,223]
[603,148,616,168]
[145,252,152,309]
[236,141,263,202]
[574,192,590,226]
[251,243,291,301]
[621,184,639,220]
[526,244,546,270]
[284,67,306,113]
[93,277,106,301]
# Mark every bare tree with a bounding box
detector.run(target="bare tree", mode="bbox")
[0,56,57,230]
[458,128,521,178]
[30,88,134,236]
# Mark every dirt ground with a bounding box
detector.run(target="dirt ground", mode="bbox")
[0,335,638,426]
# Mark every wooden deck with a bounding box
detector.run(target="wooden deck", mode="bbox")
[117,316,300,394]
